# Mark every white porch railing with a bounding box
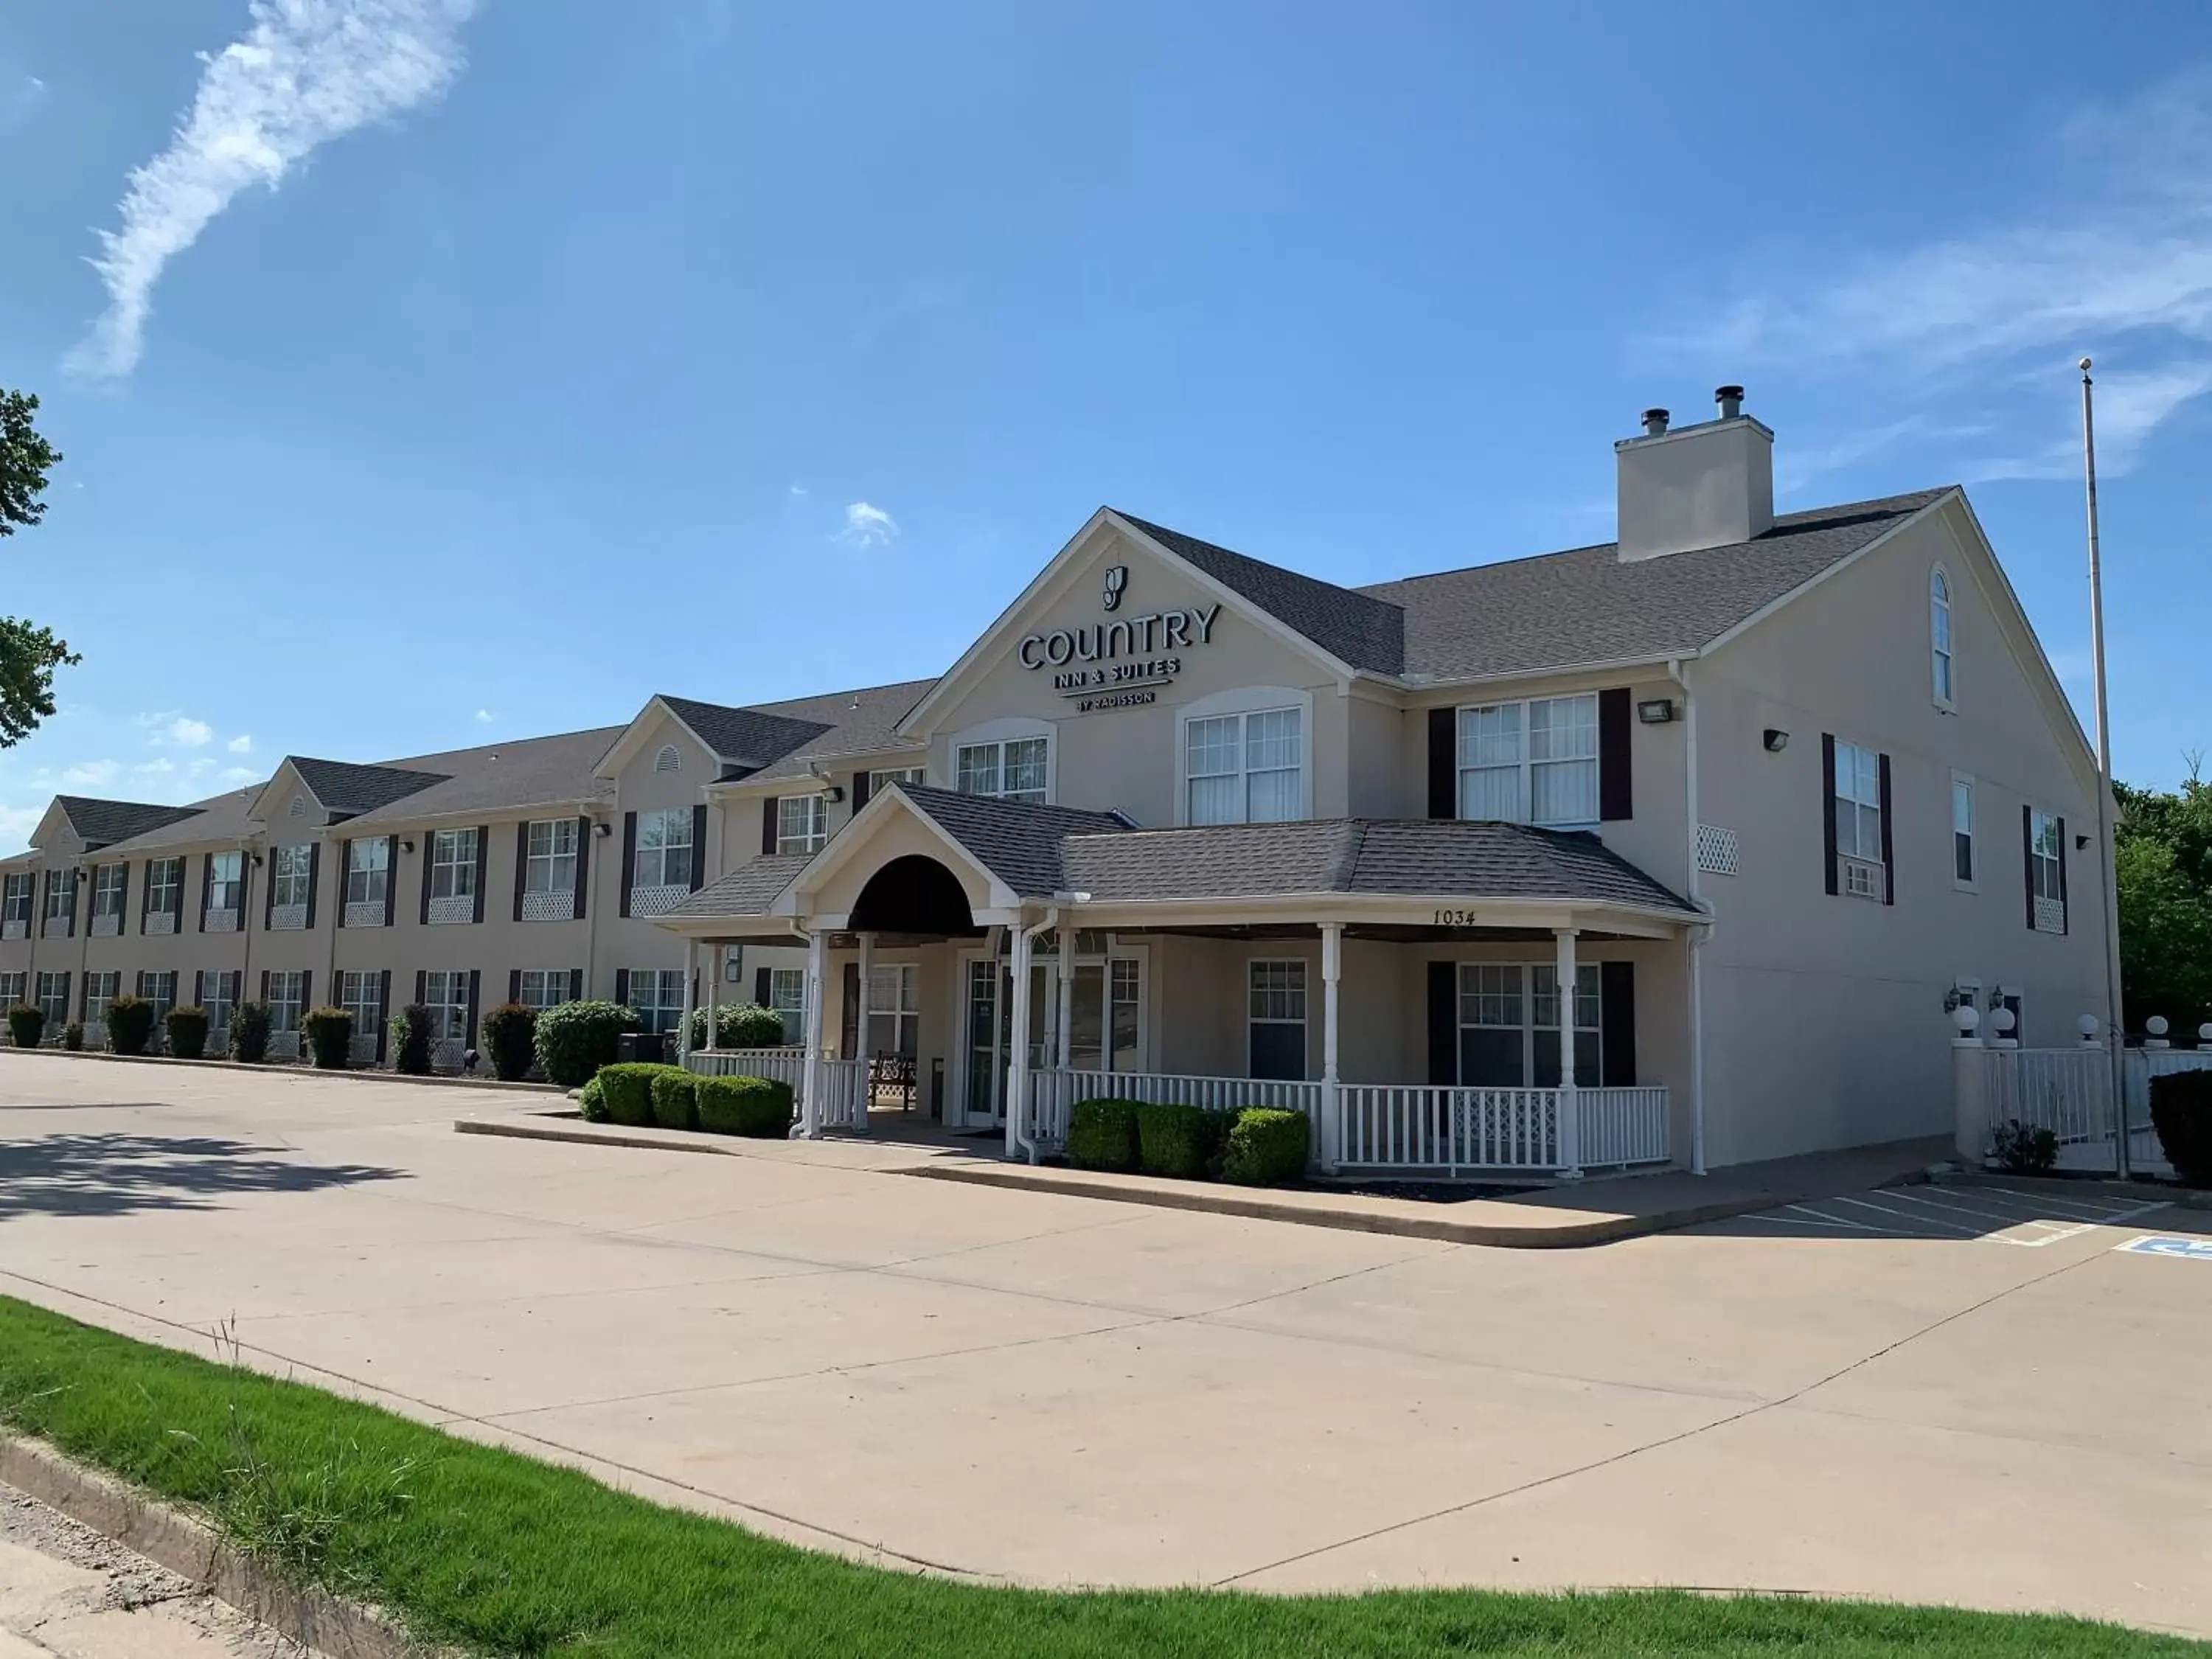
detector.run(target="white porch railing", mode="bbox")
[685,1047,853,1133]
[1026,1068,1324,1152]
[1957,1043,2212,1172]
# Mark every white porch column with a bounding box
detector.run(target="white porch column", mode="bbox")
[1320,922,1342,1174]
[799,930,827,1138]
[1056,922,1074,1071]
[677,938,698,1065]
[1952,1005,1988,1164]
[1554,926,1581,1179]
[703,942,721,1052]
[1005,925,1034,1161]
[853,931,874,1136]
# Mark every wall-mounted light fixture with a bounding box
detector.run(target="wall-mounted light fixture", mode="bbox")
[1762,728,1790,753]
[2076,832,2092,851]
[1635,698,1675,725]
[249,851,264,866]
[824,785,846,804]
[400,838,416,854]
[592,821,613,839]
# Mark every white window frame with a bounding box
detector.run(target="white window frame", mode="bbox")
[43,869,71,925]
[1246,958,1309,1081]
[1453,961,1601,1087]
[2028,807,2065,933]
[1832,737,1885,901]
[1,874,29,925]
[516,969,571,1012]
[951,719,1054,806]
[866,765,927,793]
[1951,771,1977,891]
[140,971,178,1027]
[1455,695,1601,827]
[90,863,126,921]
[147,858,182,919]
[627,967,686,1035]
[524,819,578,897]
[422,970,470,1042]
[768,967,806,1044]
[206,852,243,914]
[0,971,24,1007]
[633,807,694,889]
[428,827,479,902]
[35,971,69,1027]
[267,970,307,1034]
[776,794,830,856]
[271,844,313,908]
[339,971,382,1037]
[83,970,119,1029]
[1177,687,1312,827]
[1931,564,1956,712]
[200,970,237,1032]
[863,962,921,1058]
[345,838,389,907]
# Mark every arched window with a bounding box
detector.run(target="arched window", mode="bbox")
[653,743,681,774]
[1930,566,1955,709]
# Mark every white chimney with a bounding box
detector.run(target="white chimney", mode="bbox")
[1615,384,1773,562]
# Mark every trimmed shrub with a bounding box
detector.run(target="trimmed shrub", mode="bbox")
[61,1020,83,1052]
[577,1074,608,1121]
[1135,1102,1233,1180]
[390,1004,433,1076]
[166,1006,210,1060]
[229,1000,272,1065]
[6,1006,44,1049]
[1065,1098,1142,1172]
[696,1074,794,1138]
[650,1068,698,1131]
[303,1006,354,1070]
[105,995,155,1057]
[597,1062,665,1127]
[687,1001,790,1051]
[1222,1107,1310,1186]
[534,1000,641,1088]
[481,1002,538,1082]
[2150,1070,2212,1187]
[1990,1118,2058,1176]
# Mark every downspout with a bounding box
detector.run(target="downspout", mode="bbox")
[1667,658,1710,1176]
[322,828,340,1012]
[1007,905,1059,1165]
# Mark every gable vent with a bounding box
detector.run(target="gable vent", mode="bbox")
[288,796,306,818]
[654,744,681,774]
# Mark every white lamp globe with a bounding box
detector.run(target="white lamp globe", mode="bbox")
[1991,1006,2015,1034]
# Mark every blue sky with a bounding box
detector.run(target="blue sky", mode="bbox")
[4,1,2211,849]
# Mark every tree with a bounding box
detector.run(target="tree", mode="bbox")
[0,388,78,746]
[2115,766,2212,1034]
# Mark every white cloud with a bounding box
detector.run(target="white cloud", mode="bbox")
[226,734,252,754]
[0,803,44,852]
[840,501,900,549]
[220,765,260,784]
[67,0,479,378]
[139,712,213,748]
[60,759,120,787]
[788,482,809,498]
[473,709,493,724]
[133,757,177,777]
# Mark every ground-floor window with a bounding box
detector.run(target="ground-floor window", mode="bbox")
[139,971,177,1033]
[197,970,239,1036]
[1248,959,1307,1081]
[864,964,919,1058]
[627,967,685,1036]
[768,967,806,1044]
[422,970,471,1043]
[268,970,306,1034]
[35,971,69,1028]
[0,971,24,1008]
[516,969,571,1012]
[83,971,119,1028]
[1457,962,1599,1087]
[339,973,383,1048]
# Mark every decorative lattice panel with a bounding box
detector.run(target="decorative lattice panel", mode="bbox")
[1694,824,1740,877]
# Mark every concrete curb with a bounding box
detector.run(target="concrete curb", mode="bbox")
[0,1434,440,1658]
[8,1046,559,1093]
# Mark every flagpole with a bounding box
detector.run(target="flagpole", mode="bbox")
[2080,357,2129,1179]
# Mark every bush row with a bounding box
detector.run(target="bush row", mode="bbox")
[1064,1098,1309,1186]
[584,1062,794,1139]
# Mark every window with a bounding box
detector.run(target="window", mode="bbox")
[83,971,119,1029]
[864,963,920,1058]
[768,967,806,1044]
[90,863,125,922]
[627,967,686,1035]
[140,971,177,1029]
[956,737,1048,804]
[1,874,29,928]
[345,838,389,906]
[422,970,470,1042]
[268,970,306,1034]
[516,969,572,1012]
[1248,959,1307,1081]
[206,852,243,914]
[776,794,829,855]
[867,766,926,793]
[339,972,382,1041]
[1457,696,1599,825]
[43,869,72,927]
[147,858,182,917]
[2029,807,2065,933]
[35,972,69,1028]
[199,970,237,1034]
[271,844,313,908]
[1832,738,1885,900]
[429,827,479,902]
[0,971,23,1008]
[524,819,578,895]
[1456,962,1602,1086]
[633,807,693,888]
[1952,775,1976,887]
[1186,706,1303,825]
[1931,566,1955,708]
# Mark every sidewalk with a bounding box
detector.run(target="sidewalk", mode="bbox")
[453,1110,1952,1246]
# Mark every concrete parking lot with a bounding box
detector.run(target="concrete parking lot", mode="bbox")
[0,1052,2206,1636]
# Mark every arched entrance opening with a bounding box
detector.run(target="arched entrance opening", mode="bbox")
[847,854,982,939]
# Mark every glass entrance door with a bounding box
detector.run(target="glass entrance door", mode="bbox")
[961,949,1144,1127]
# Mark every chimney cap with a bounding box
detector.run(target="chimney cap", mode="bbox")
[1640,407,1671,437]
[1715,384,1745,419]
[1715,384,1745,400]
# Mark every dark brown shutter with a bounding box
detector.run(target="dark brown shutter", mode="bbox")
[755,966,771,1006]
[571,816,591,921]
[140,861,153,929]
[1820,734,1839,897]
[508,968,521,1004]
[301,970,311,1010]
[305,843,319,929]
[1877,752,1894,906]
[2023,804,2035,930]
[512,823,529,921]
[690,804,708,891]
[465,969,480,1048]
[414,969,427,1009]
[614,967,630,1008]
[1426,709,1455,819]
[1598,689,1632,821]
[337,841,352,926]
[1426,961,1456,1085]
[115,863,130,936]
[619,813,637,917]
[264,849,276,929]
[759,798,779,855]
[201,854,213,931]
[383,838,399,926]
[135,969,145,997]
[1600,961,1636,1087]
[841,961,860,1056]
[852,771,872,812]
[472,826,490,924]
[192,970,204,1007]
[568,967,583,1002]
[419,835,434,925]
[2056,816,2069,933]
[376,970,391,1062]
[260,968,269,1002]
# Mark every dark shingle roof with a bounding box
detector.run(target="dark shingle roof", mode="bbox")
[1360,490,1951,680]
[1060,818,1694,913]
[896,785,1127,899]
[659,696,835,771]
[660,854,816,920]
[55,796,204,849]
[291,757,448,818]
[734,679,939,784]
[1116,512,1408,675]
[335,727,622,828]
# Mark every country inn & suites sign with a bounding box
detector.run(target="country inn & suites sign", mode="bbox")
[1018,566,1222,711]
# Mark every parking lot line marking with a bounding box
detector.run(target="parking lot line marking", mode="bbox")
[1829,1194,1984,1234]
[1773,1204,1885,1231]
[1874,1188,2025,1224]
[1964,1186,2171,1224]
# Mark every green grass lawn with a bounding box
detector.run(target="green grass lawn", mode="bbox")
[0,1293,2196,1658]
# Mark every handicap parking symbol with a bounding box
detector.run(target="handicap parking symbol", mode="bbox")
[2116,1235,2212,1261]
